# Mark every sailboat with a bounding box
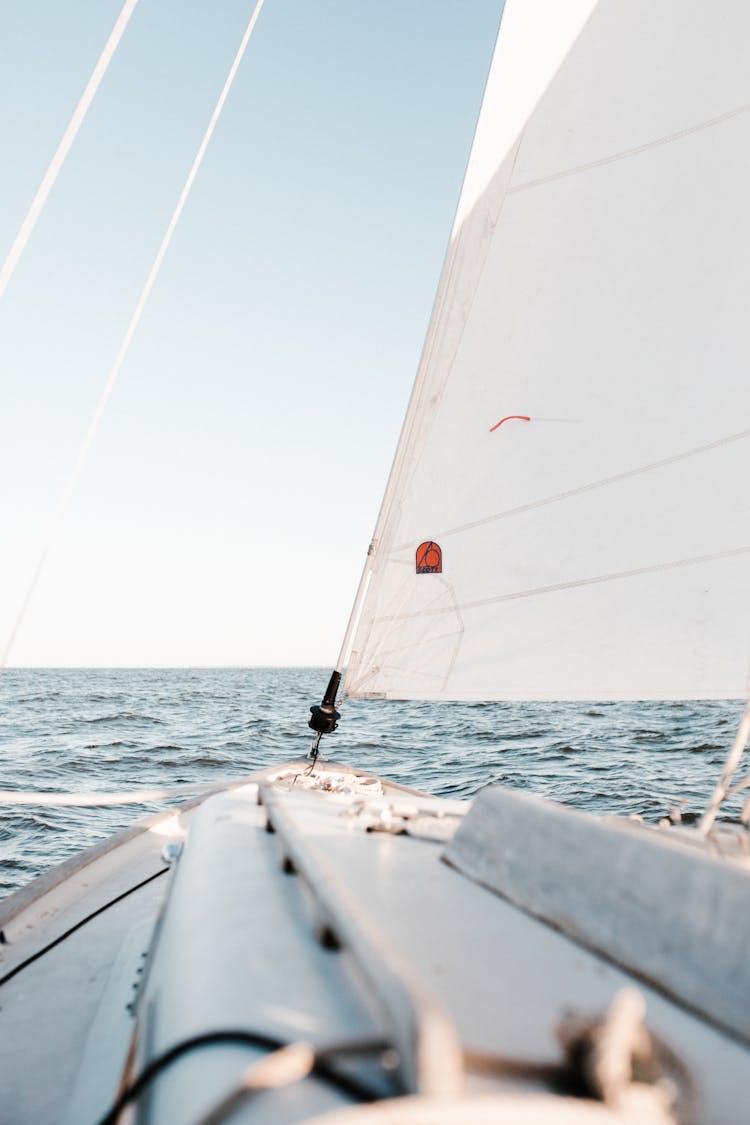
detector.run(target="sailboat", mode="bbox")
[3,0,750,1121]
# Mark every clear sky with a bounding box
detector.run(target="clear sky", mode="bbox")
[0,0,501,667]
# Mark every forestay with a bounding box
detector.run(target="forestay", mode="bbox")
[344,0,750,701]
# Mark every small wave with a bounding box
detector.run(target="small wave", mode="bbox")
[79,713,166,725]
[178,755,233,769]
[219,720,265,734]
[0,856,34,870]
[82,740,138,750]
[481,727,550,741]
[2,670,742,899]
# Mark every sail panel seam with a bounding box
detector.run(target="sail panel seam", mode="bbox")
[510,97,750,195]
[373,545,750,623]
[389,427,750,553]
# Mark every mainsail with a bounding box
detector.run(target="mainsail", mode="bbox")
[344,0,750,701]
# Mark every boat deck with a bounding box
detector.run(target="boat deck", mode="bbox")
[0,759,748,1124]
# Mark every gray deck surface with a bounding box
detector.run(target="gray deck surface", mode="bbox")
[263,786,750,1124]
[0,762,748,1124]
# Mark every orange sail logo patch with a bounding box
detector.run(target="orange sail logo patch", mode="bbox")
[416,541,442,574]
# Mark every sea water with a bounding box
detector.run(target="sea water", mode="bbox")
[0,667,745,898]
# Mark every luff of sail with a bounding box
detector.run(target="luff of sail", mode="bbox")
[344,0,750,701]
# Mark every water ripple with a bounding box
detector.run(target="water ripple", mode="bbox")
[0,668,746,898]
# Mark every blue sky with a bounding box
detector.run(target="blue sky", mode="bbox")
[0,0,501,666]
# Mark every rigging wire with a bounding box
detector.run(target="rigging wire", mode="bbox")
[0,0,140,302]
[699,695,750,833]
[0,0,267,668]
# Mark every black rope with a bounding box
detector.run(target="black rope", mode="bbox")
[96,1030,388,1125]
[0,866,169,988]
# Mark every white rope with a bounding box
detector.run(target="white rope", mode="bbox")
[0,780,237,807]
[1,0,267,668]
[699,695,750,833]
[199,1043,314,1125]
[0,0,140,301]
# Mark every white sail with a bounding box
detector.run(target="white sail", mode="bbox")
[344,0,750,701]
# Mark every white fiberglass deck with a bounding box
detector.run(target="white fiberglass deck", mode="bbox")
[0,759,747,1124]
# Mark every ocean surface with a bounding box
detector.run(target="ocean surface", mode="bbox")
[0,667,746,899]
